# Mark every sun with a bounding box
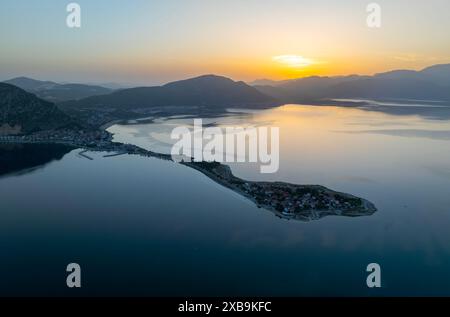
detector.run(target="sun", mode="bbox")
[272,55,316,68]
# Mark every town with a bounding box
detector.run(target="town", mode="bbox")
[183,161,377,221]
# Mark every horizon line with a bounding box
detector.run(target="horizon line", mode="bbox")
[2,62,450,88]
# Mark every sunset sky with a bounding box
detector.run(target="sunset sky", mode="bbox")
[1,0,450,85]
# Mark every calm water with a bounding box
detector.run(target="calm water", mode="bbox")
[2,104,450,296]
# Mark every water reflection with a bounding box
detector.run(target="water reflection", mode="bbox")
[359,105,450,120]
[0,144,73,178]
[336,129,450,141]
[331,98,450,120]
[2,103,450,296]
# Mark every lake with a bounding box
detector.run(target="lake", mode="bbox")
[1,103,450,296]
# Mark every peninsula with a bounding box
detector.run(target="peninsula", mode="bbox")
[0,80,377,221]
[0,130,377,221]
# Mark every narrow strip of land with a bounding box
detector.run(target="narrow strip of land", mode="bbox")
[0,130,377,221]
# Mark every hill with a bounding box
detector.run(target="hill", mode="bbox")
[4,77,112,102]
[0,83,80,135]
[62,75,275,110]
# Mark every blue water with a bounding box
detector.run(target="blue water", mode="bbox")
[2,104,450,296]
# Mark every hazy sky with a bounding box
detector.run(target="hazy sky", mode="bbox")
[1,0,449,85]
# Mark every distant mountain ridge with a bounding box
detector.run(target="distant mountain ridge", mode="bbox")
[0,83,80,135]
[252,63,450,102]
[9,63,450,110]
[62,75,275,110]
[3,77,112,102]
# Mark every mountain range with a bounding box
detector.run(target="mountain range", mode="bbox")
[2,63,450,135]
[7,63,450,111]
[252,64,450,102]
[3,77,112,102]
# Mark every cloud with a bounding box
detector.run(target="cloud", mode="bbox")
[272,55,319,68]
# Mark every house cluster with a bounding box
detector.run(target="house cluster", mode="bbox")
[186,161,364,215]
[0,129,111,147]
[238,182,362,214]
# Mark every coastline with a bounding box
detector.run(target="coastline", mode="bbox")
[182,160,376,221]
[0,117,377,222]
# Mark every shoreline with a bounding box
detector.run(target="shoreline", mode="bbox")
[182,161,376,221]
[0,115,377,222]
